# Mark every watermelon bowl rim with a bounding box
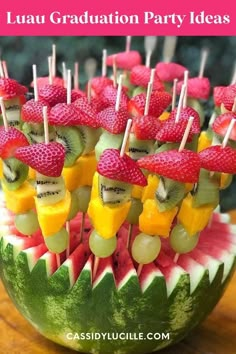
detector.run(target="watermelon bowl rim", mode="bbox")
[0,201,236,354]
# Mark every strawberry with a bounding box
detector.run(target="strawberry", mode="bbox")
[106,51,142,71]
[212,112,236,140]
[213,86,226,107]
[100,84,129,110]
[221,84,236,111]
[30,76,64,88]
[0,127,29,159]
[49,103,79,126]
[73,97,99,128]
[0,78,28,99]
[128,91,172,118]
[130,65,164,91]
[97,107,129,134]
[155,62,187,82]
[89,76,113,97]
[137,149,201,183]
[167,106,201,134]
[97,148,147,186]
[21,99,51,123]
[15,142,65,177]
[132,115,161,140]
[156,119,194,143]
[176,77,211,100]
[71,89,86,102]
[199,145,236,173]
[38,84,67,107]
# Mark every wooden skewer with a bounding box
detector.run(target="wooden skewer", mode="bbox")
[112,55,117,88]
[144,36,157,68]
[126,36,132,52]
[67,69,72,105]
[183,70,189,109]
[0,61,4,78]
[52,44,56,78]
[115,74,123,112]
[144,68,155,116]
[172,78,178,110]
[102,49,107,77]
[175,84,186,123]
[222,118,236,148]
[43,106,49,144]
[0,97,9,131]
[178,116,194,152]
[173,253,180,263]
[74,62,79,90]
[137,263,143,276]
[62,62,67,88]
[93,255,100,280]
[32,64,39,102]
[126,224,133,250]
[120,119,132,157]
[198,48,209,78]
[48,56,53,85]
[2,61,8,78]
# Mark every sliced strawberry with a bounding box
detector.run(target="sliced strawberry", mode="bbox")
[97,107,129,134]
[167,106,200,134]
[156,119,194,143]
[106,51,142,71]
[89,76,113,97]
[132,115,161,140]
[199,145,236,173]
[128,90,172,118]
[73,97,99,128]
[0,78,28,99]
[212,112,236,141]
[30,76,65,88]
[100,84,129,110]
[155,62,187,82]
[221,84,236,111]
[137,149,201,183]
[97,149,147,186]
[130,65,164,91]
[38,84,67,107]
[213,86,226,107]
[49,103,79,126]
[21,99,51,123]
[0,127,29,159]
[15,142,65,177]
[176,77,211,100]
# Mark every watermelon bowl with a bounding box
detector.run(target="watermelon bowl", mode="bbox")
[0,197,236,354]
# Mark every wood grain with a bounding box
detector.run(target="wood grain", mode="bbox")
[0,272,236,354]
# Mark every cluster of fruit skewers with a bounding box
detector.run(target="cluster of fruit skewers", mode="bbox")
[0,36,236,279]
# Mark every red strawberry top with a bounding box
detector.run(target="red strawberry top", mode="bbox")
[100,84,129,110]
[213,86,226,107]
[0,78,28,99]
[212,112,236,141]
[130,65,164,91]
[106,51,142,71]
[155,62,187,82]
[199,145,236,174]
[0,127,29,159]
[176,77,211,100]
[21,99,51,123]
[131,115,161,140]
[49,103,79,126]
[137,149,201,183]
[128,91,172,118]
[15,142,65,177]
[73,97,99,128]
[168,106,201,134]
[221,84,236,111]
[38,84,67,107]
[97,107,129,134]
[97,148,147,186]
[89,76,113,98]
[156,119,194,143]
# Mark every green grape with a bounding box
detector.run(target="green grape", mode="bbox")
[170,224,199,254]
[89,230,117,258]
[126,198,143,225]
[14,210,40,236]
[67,190,80,220]
[131,233,161,264]
[45,228,69,254]
[75,186,92,213]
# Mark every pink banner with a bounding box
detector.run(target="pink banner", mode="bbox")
[0,0,235,35]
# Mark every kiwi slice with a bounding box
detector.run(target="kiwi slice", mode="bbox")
[23,122,56,144]
[185,133,199,152]
[4,98,22,128]
[75,186,92,213]
[3,157,29,191]
[95,131,124,161]
[129,133,155,160]
[98,175,132,206]
[126,198,143,225]
[132,86,146,97]
[192,169,220,207]
[155,142,179,153]
[56,126,84,167]
[36,173,66,206]
[78,126,102,155]
[155,176,186,212]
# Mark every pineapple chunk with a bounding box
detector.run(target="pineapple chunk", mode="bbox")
[91,171,99,200]
[28,167,36,180]
[77,153,97,187]
[131,185,143,199]
[177,194,214,236]
[197,131,212,152]
[2,181,36,214]
[141,174,159,202]
[88,197,131,239]
[139,199,178,237]
[0,159,3,179]
[35,190,71,237]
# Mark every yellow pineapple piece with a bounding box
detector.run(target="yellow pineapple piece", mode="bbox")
[2,181,36,214]
[35,190,71,237]
[177,194,214,236]
[159,111,170,121]
[197,131,212,152]
[141,174,159,202]
[139,199,178,237]
[62,162,81,191]
[91,171,99,200]
[185,183,194,193]
[28,167,36,180]
[77,153,97,187]
[220,173,233,190]
[0,159,3,179]
[131,185,143,199]
[88,197,131,239]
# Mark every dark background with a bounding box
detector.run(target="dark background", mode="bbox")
[0,35,236,211]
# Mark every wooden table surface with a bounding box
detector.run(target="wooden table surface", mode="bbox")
[0,271,235,354]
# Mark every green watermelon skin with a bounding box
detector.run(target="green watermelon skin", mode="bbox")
[0,212,236,354]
